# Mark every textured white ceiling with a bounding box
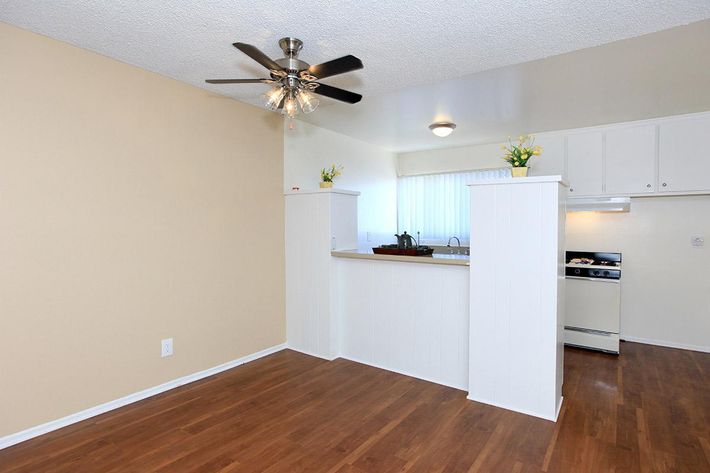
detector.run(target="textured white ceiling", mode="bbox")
[299,19,710,152]
[2,1,710,150]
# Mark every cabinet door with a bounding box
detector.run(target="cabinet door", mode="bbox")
[659,115,710,193]
[567,131,603,196]
[605,124,656,195]
[529,134,565,179]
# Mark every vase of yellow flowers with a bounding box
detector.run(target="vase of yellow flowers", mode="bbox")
[502,135,542,177]
[320,164,343,188]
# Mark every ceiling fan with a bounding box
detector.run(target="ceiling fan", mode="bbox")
[206,37,363,118]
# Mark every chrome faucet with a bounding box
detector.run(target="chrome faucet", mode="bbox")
[447,236,461,254]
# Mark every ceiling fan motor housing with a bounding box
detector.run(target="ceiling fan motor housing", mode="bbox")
[279,37,303,58]
[276,37,310,73]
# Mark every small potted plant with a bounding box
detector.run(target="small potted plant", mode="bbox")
[320,164,343,188]
[502,135,542,177]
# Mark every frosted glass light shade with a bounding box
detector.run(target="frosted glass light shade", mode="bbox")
[429,122,456,137]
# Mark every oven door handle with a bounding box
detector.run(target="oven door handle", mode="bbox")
[565,276,620,283]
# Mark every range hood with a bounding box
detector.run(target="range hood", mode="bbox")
[567,197,631,213]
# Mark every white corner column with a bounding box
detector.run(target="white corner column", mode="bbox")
[285,189,359,360]
[467,176,567,421]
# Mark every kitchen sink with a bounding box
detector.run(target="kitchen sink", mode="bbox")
[429,245,470,256]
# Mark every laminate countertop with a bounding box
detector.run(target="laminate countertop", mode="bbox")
[331,249,470,266]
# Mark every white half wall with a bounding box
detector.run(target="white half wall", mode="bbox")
[566,195,710,352]
[284,121,398,246]
[334,257,470,390]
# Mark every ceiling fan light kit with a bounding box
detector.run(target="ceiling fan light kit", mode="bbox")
[429,122,457,137]
[206,37,363,119]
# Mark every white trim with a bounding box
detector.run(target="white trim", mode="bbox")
[340,355,468,391]
[555,396,564,422]
[0,343,287,451]
[466,395,563,422]
[621,336,709,354]
[467,175,569,187]
[286,345,338,361]
[284,188,360,196]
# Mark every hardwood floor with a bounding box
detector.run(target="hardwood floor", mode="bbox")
[1,342,708,472]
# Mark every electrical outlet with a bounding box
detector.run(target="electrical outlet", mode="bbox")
[161,338,173,358]
[691,235,705,248]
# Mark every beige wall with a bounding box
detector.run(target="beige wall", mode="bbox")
[0,22,285,437]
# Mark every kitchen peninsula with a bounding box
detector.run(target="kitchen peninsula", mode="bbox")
[286,177,566,421]
[331,248,469,266]
[331,248,470,389]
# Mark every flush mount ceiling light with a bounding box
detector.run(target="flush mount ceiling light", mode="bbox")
[429,122,457,137]
[206,38,363,119]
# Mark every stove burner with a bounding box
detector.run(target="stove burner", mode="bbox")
[566,251,622,270]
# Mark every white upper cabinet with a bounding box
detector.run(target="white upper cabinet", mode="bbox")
[605,124,657,195]
[659,115,710,193]
[567,131,604,196]
[529,134,565,179]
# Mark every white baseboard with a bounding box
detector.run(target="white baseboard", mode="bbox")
[555,396,564,422]
[621,336,709,353]
[0,343,287,451]
[466,394,561,422]
[285,345,338,361]
[340,354,468,391]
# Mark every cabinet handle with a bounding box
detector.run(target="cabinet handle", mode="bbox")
[570,188,574,192]
[662,182,667,187]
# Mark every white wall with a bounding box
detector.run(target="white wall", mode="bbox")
[284,120,398,246]
[566,196,710,352]
[396,131,562,177]
[398,142,504,176]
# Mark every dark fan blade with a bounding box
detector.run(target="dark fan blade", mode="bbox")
[312,83,362,104]
[233,43,283,72]
[308,55,363,80]
[205,79,270,84]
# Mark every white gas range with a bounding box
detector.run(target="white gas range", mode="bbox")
[564,251,622,354]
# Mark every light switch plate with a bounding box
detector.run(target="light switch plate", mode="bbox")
[691,235,704,248]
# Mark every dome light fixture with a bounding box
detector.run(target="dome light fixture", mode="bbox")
[429,122,456,137]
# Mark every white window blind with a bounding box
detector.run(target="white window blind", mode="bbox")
[397,168,511,243]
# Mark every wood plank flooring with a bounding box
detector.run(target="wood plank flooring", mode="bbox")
[0,342,708,472]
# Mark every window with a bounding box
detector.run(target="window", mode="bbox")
[397,168,511,244]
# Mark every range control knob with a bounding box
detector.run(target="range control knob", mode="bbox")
[593,270,600,276]
[574,268,581,275]
[603,271,610,277]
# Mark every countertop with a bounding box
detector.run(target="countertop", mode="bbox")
[331,249,470,266]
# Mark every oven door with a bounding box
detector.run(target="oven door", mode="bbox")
[565,276,620,333]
